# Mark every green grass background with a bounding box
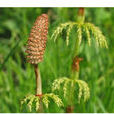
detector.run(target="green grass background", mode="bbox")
[0,8,114,113]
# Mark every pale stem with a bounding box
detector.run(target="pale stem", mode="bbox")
[34,64,43,112]
[34,64,42,95]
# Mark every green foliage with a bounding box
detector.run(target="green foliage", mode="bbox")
[21,94,40,112]
[21,93,63,112]
[0,8,114,113]
[52,77,90,103]
[51,22,108,48]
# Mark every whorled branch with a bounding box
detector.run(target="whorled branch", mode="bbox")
[52,77,90,103]
[21,93,64,112]
[51,22,108,48]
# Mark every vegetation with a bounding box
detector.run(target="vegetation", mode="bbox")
[0,8,114,113]
[21,13,63,112]
[51,8,108,112]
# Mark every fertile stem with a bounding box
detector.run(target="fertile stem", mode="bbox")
[34,64,42,95]
[34,64,44,113]
[24,14,48,112]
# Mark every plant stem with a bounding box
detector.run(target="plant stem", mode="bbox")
[34,64,42,95]
[34,64,43,112]
[77,8,85,24]
[71,36,80,80]
[72,8,85,79]
[66,8,85,113]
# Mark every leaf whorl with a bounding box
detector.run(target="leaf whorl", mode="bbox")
[26,14,48,64]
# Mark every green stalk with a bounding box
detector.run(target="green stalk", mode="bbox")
[72,36,80,80]
[72,8,85,79]
[67,33,80,112]
[66,8,85,113]
[77,8,85,24]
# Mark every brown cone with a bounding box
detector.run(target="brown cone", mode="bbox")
[26,14,48,64]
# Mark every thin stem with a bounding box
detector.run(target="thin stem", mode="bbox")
[66,8,85,113]
[34,64,42,95]
[74,35,80,57]
[77,8,85,24]
[72,8,85,79]
[34,64,43,112]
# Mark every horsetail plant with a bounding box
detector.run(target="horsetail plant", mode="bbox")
[51,8,108,112]
[51,9,108,48]
[21,14,63,112]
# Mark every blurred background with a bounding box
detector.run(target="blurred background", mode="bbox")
[0,8,114,113]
